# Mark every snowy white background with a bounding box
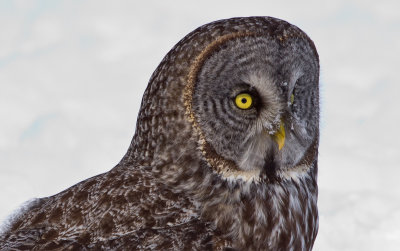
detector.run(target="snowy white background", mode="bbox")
[1,0,399,250]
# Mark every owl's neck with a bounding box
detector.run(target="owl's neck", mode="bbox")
[201,164,318,250]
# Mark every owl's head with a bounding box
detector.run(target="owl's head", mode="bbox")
[128,17,319,184]
[185,20,319,183]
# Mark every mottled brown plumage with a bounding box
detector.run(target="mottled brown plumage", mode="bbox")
[0,16,319,250]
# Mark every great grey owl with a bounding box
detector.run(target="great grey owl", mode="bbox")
[0,16,319,250]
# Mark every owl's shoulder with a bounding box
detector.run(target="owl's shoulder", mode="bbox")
[1,163,209,249]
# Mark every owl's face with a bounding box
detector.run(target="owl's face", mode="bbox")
[192,35,319,179]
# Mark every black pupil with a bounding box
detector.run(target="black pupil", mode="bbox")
[241,98,247,104]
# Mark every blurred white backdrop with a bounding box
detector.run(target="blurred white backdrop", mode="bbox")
[0,0,399,250]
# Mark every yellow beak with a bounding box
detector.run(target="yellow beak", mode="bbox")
[272,121,285,150]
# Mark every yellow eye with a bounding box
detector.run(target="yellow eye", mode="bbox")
[290,94,295,104]
[235,93,253,109]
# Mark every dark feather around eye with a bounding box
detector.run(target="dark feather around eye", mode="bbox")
[246,88,262,111]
